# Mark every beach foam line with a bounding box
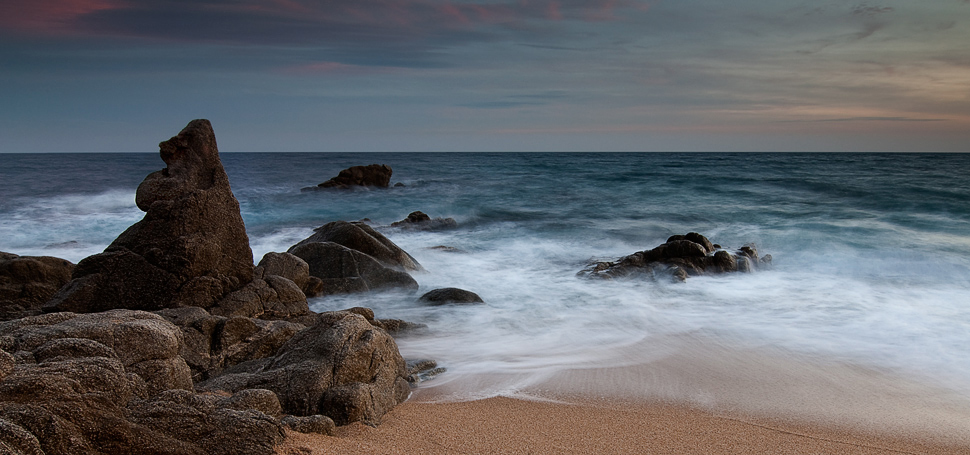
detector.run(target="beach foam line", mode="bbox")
[406,334,970,447]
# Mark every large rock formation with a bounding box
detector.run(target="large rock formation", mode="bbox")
[0,253,74,321]
[309,164,393,190]
[578,232,772,282]
[0,121,423,453]
[45,120,254,313]
[0,309,287,455]
[198,311,410,426]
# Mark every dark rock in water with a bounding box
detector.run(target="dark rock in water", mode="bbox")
[289,242,418,296]
[45,120,254,314]
[578,233,772,282]
[406,359,446,384]
[198,311,410,426]
[417,288,484,306]
[307,164,392,190]
[291,221,423,272]
[427,245,463,253]
[390,211,458,232]
[0,253,75,321]
[393,182,405,188]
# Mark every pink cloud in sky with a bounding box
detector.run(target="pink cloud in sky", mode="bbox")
[0,0,118,33]
[279,61,402,76]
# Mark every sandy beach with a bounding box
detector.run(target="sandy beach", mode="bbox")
[277,395,968,454]
[278,339,970,454]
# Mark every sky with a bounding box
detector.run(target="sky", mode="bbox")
[1,0,969,152]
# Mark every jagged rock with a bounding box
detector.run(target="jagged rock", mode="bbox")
[417,288,484,306]
[0,253,75,321]
[578,233,772,282]
[198,312,410,426]
[288,242,418,296]
[217,389,282,418]
[45,120,254,314]
[307,164,392,190]
[389,211,458,231]
[154,307,305,383]
[212,272,309,320]
[0,417,44,455]
[290,221,422,272]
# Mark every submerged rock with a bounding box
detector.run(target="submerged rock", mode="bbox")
[305,164,393,190]
[578,232,772,282]
[289,242,418,296]
[389,211,458,231]
[416,288,484,306]
[0,253,75,321]
[45,120,254,314]
[286,220,423,297]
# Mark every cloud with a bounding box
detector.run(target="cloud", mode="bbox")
[852,3,894,17]
[803,117,948,123]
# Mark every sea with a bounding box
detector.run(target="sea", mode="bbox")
[3,152,970,432]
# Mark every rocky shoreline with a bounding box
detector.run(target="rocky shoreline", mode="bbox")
[0,120,772,454]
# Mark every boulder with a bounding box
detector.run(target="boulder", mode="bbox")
[0,253,75,321]
[127,389,285,455]
[198,312,410,426]
[290,221,422,272]
[417,288,484,306]
[288,242,418,296]
[256,252,310,291]
[211,272,310,321]
[45,120,254,314]
[310,164,392,189]
[0,309,291,455]
[389,211,458,231]
[0,310,192,397]
[154,307,305,383]
[579,233,772,282]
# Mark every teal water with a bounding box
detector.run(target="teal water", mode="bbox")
[2,152,970,404]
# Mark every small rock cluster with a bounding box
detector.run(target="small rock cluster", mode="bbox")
[578,232,772,282]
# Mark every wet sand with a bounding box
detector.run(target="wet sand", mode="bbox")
[277,339,970,454]
[277,395,967,454]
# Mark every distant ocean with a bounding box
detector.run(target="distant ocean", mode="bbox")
[3,152,970,409]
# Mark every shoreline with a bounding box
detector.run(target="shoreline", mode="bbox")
[278,394,969,454]
[280,338,970,454]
